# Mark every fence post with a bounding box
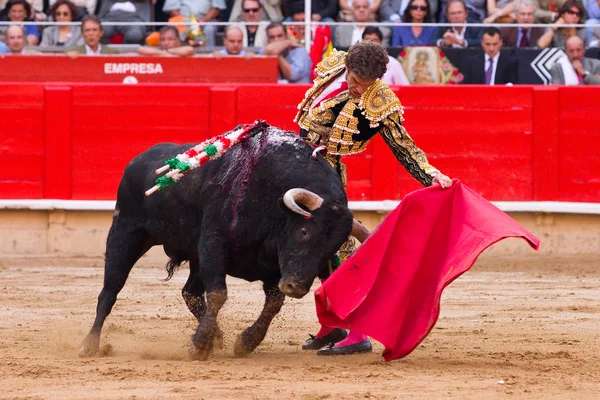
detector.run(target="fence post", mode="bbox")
[532,86,559,201]
[43,85,72,199]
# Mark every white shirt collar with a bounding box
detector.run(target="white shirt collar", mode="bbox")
[485,52,500,64]
[85,44,102,55]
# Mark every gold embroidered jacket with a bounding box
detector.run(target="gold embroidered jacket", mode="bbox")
[294,50,440,186]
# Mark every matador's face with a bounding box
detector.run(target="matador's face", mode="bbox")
[345,69,376,98]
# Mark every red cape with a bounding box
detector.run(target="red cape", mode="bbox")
[315,180,540,362]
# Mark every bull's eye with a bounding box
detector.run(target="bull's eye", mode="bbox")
[300,228,308,237]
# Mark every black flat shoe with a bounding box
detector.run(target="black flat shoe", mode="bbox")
[301,328,348,350]
[316,340,373,356]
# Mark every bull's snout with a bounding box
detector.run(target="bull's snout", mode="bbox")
[278,280,309,299]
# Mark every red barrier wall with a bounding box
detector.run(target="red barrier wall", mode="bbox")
[0,83,598,202]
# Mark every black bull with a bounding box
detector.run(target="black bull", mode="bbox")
[79,127,369,360]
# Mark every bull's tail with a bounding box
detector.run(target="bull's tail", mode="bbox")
[163,255,187,282]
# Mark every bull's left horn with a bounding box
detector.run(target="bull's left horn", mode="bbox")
[283,188,324,218]
[351,219,370,243]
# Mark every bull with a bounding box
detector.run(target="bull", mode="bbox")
[79,126,368,360]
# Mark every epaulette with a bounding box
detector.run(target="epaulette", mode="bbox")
[358,80,404,128]
[316,50,347,78]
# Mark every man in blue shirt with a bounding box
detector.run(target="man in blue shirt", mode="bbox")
[261,22,312,84]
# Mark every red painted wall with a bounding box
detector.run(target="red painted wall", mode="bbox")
[0,83,598,202]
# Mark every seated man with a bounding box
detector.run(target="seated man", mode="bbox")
[261,22,311,83]
[138,26,195,56]
[213,25,255,57]
[551,35,600,84]
[463,26,519,84]
[431,0,482,48]
[5,24,38,54]
[97,0,148,44]
[66,15,120,56]
[162,0,227,47]
[334,0,382,48]
[362,26,409,85]
[500,0,545,47]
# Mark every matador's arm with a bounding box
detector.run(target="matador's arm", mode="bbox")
[379,113,440,187]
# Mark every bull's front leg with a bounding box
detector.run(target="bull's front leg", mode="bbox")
[234,280,285,357]
[189,234,227,361]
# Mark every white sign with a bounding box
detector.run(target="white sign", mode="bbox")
[104,63,164,75]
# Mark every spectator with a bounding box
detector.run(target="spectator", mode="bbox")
[40,0,83,47]
[262,21,311,83]
[362,26,409,84]
[162,0,227,47]
[483,0,517,23]
[537,0,587,48]
[48,0,97,18]
[213,24,256,56]
[500,0,544,47]
[550,35,600,84]
[440,0,486,22]
[97,0,148,44]
[338,0,381,21]
[380,0,439,24]
[138,25,195,56]
[5,24,37,53]
[391,0,435,46]
[463,26,519,84]
[334,0,371,48]
[432,0,482,48]
[585,0,600,44]
[66,15,120,55]
[0,0,39,45]
[534,0,566,23]
[229,0,282,21]
[235,0,268,47]
[281,0,338,22]
[0,39,7,53]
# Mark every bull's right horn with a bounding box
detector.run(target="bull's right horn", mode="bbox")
[283,188,324,218]
[351,219,370,243]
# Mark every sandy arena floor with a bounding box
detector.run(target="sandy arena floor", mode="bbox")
[0,254,598,400]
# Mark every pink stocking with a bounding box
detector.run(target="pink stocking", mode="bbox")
[335,330,367,347]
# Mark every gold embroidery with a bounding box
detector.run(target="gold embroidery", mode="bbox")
[359,80,404,128]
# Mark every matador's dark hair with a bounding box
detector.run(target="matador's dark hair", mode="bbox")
[346,41,388,80]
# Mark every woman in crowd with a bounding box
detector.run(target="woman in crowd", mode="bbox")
[538,0,587,48]
[40,0,82,47]
[391,0,435,46]
[1,0,39,45]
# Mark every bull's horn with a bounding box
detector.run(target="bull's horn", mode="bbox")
[283,188,324,217]
[351,219,370,243]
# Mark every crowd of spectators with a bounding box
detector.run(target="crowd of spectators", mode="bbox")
[0,0,599,84]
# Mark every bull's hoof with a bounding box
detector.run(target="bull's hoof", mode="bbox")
[188,341,213,361]
[78,336,100,358]
[233,327,264,357]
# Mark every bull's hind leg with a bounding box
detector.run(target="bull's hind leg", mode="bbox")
[234,280,285,357]
[189,233,228,361]
[79,223,153,357]
[182,259,223,349]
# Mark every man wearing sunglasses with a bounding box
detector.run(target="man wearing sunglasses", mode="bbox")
[230,0,269,48]
[295,40,452,356]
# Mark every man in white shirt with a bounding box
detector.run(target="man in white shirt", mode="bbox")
[431,0,482,48]
[66,16,120,56]
[333,0,372,48]
[362,27,409,85]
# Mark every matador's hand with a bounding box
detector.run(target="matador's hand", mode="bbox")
[432,173,453,189]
